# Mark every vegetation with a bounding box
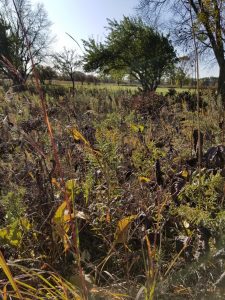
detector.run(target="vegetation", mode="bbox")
[53,48,81,96]
[83,17,177,92]
[0,82,225,299]
[0,0,53,85]
[0,0,225,299]
[36,65,58,85]
[138,0,225,101]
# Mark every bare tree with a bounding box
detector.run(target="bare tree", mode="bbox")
[53,48,81,96]
[0,0,53,85]
[137,0,225,103]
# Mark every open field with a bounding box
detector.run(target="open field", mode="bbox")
[51,80,193,94]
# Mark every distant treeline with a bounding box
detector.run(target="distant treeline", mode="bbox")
[0,68,219,89]
[162,76,218,89]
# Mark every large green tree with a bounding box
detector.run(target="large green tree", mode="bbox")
[138,0,225,101]
[83,17,177,92]
[0,0,53,85]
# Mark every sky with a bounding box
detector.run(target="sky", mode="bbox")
[31,0,219,78]
[32,0,138,52]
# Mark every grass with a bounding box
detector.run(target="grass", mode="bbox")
[0,83,224,299]
[51,80,194,94]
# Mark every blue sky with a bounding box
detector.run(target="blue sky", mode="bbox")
[32,0,137,52]
[31,0,219,77]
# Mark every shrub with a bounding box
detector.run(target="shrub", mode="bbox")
[131,91,168,116]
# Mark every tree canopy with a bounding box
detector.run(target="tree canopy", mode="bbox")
[83,17,177,92]
[0,0,53,85]
[53,48,81,95]
[138,0,225,101]
[36,65,57,85]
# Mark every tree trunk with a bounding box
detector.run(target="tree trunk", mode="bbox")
[72,79,75,97]
[218,62,225,107]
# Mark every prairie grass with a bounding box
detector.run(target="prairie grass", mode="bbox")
[1,84,225,299]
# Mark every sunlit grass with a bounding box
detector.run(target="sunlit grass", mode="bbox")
[51,80,193,94]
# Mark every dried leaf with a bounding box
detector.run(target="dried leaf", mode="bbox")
[183,220,190,229]
[3,284,7,300]
[51,178,61,189]
[74,211,87,220]
[106,211,111,223]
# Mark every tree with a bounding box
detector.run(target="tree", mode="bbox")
[0,18,10,59]
[138,0,225,102]
[0,0,53,85]
[86,74,99,85]
[109,69,126,85]
[53,48,81,95]
[36,65,57,85]
[74,71,86,85]
[83,17,177,92]
[175,56,190,88]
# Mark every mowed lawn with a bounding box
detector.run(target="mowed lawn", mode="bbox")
[52,80,192,94]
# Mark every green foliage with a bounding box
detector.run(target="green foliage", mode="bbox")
[83,16,177,92]
[138,0,225,98]
[94,114,123,181]
[176,171,225,228]
[0,187,31,247]
[108,69,126,85]
[36,65,57,84]
[1,82,225,299]
[0,217,31,247]
[0,18,11,58]
[1,187,26,223]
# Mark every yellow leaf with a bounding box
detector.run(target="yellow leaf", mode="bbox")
[66,179,77,202]
[3,284,7,300]
[63,210,74,222]
[20,218,31,230]
[138,176,151,183]
[52,201,67,224]
[63,233,70,252]
[139,125,144,132]
[0,218,31,247]
[28,172,35,180]
[24,150,33,162]
[130,124,144,133]
[52,201,73,252]
[51,178,61,189]
[114,215,137,244]
[181,169,189,178]
[0,228,7,240]
[71,128,89,145]
[0,251,23,299]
